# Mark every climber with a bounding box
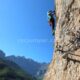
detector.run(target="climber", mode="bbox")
[47,10,56,35]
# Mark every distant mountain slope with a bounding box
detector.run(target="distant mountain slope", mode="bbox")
[6,56,41,76]
[0,50,48,79]
[0,58,36,80]
[6,56,48,77]
[36,63,48,80]
[0,50,5,58]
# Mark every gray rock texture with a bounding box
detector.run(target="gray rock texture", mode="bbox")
[44,0,80,80]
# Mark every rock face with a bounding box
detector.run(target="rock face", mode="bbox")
[44,0,80,80]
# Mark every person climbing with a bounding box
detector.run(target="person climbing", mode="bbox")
[47,10,56,35]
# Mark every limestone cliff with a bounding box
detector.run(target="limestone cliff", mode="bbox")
[44,0,80,80]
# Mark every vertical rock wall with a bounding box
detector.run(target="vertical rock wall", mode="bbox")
[44,0,80,80]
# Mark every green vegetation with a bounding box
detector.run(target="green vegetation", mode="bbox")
[0,58,36,80]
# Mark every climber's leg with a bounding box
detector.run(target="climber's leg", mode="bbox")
[50,18,55,35]
[52,22,55,35]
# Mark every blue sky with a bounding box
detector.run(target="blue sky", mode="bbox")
[0,0,55,63]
